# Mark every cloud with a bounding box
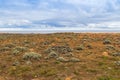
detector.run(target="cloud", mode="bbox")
[86,21,120,29]
[0,0,120,30]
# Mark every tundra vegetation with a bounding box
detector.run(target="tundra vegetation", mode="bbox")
[0,33,120,80]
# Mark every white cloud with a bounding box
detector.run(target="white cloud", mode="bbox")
[0,19,31,27]
[0,0,120,30]
[87,21,120,29]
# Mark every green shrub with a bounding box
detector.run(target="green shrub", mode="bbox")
[98,76,113,80]
[23,52,42,60]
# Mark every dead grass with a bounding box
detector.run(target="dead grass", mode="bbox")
[0,33,120,80]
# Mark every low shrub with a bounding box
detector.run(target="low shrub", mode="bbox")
[0,47,10,51]
[14,46,28,52]
[69,57,80,62]
[111,52,120,56]
[12,49,20,55]
[56,57,68,62]
[106,45,116,50]
[75,45,84,50]
[98,76,113,80]
[47,51,58,59]
[23,52,42,60]
[103,39,111,44]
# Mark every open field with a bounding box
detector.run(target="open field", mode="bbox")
[0,33,120,80]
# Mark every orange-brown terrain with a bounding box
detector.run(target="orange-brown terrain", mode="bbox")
[0,33,120,80]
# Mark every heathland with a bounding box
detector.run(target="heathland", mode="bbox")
[0,33,120,80]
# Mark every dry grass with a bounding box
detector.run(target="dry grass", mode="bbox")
[0,33,120,80]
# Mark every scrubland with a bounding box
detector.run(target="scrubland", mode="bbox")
[0,33,120,80]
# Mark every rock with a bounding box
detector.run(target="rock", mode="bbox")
[65,77,71,80]
[102,52,109,57]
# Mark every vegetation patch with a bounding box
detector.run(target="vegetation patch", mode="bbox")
[23,52,42,60]
[0,33,120,80]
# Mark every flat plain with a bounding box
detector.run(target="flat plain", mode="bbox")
[0,33,120,80]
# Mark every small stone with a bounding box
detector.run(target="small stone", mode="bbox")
[102,52,109,57]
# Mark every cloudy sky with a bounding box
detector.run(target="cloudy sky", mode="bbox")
[0,0,120,31]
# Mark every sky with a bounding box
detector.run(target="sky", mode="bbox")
[0,0,120,31]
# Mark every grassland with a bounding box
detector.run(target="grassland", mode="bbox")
[0,33,120,80]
